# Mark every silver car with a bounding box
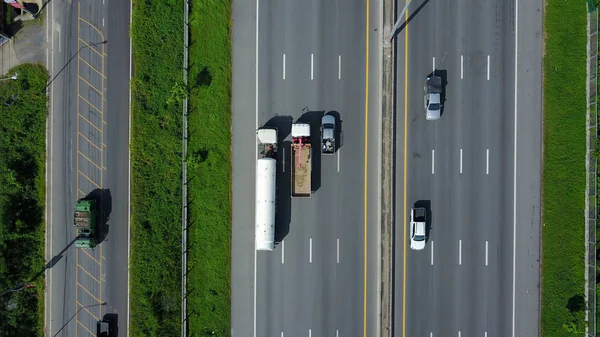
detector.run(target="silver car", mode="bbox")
[424,76,443,120]
[410,207,427,250]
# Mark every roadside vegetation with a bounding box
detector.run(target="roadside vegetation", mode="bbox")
[0,63,48,337]
[542,1,588,335]
[186,0,232,334]
[129,0,184,334]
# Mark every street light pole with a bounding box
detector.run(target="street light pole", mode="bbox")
[0,73,18,82]
[384,0,414,44]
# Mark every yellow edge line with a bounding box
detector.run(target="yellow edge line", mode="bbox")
[76,4,80,337]
[363,0,370,334]
[402,2,410,337]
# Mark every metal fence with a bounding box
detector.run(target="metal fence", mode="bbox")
[587,7,598,337]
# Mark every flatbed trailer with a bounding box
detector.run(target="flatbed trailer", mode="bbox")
[291,123,312,198]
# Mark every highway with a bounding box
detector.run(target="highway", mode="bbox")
[231,0,383,336]
[45,0,131,335]
[393,0,542,336]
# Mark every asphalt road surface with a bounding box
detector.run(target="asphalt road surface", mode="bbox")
[393,0,542,336]
[231,0,383,336]
[46,0,131,335]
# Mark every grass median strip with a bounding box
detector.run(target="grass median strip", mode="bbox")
[130,0,184,334]
[186,0,232,334]
[0,63,48,337]
[542,1,588,335]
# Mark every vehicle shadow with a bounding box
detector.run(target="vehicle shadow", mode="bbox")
[85,188,112,243]
[427,69,448,117]
[413,200,432,241]
[325,110,343,152]
[297,110,325,194]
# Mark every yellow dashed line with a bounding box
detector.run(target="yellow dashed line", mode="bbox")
[77,301,100,320]
[78,112,103,131]
[78,57,107,79]
[77,265,101,284]
[79,248,101,265]
[77,37,104,57]
[78,152,102,170]
[77,282,102,302]
[78,133,102,151]
[77,319,97,336]
[78,171,101,189]
[78,76,103,95]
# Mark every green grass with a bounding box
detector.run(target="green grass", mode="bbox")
[129,0,184,334]
[0,63,48,337]
[186,0,232,334]
[542,1,588,336]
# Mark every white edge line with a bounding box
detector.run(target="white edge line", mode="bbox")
[432,56,435,72]
[338,54,342,80]
[512,0,519,335]
[337,148,341,172]
[459,239,462,265]
[460,54,464,79]
[311,53,314,80]
[337,238,340,263]
[309,238,313,263]
[486,240,489,266]
[127,0,133,334]
[432,149,435,174]
[486,148,490,175]
[282,53,286,80]
[430,240,434,265]
[460,148,463,174]
[46,0,54,333]
[254,1,260,337]
[487,54,491,80]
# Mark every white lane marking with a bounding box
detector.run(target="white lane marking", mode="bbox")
[282,240,285,264]
[337,330,339,337]
[458,332,461,337]
[430,240,434,265]
[487,55,490,80]
[338,55,342,80]
[460,55,464,79]
[486,240,489,266]
[432,149,435,174]
[311,53,314,80]
[281,333,284,337]
[282,147,286,173]
[309,238,313,263]
[513,0,519,335]
[337,238,340,263]
[282,54,286,80]
[102,18,105,27]
[337,148,341,172]
[253,1,260,337]
[432,56,436,72]
[486,149,490,175]
[309,329,312,337]
[485,332,488,337]
[459,149,463,174]
[430,333,433,337]
[459,240,462,265]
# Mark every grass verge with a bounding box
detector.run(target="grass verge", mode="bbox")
[186,0,232,334]
[130,0,184,334]
[542,1,588,335]
[0,63,48,337]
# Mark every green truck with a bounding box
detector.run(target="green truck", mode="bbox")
[74,199,98,249]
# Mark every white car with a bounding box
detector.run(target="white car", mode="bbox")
[410,207,427,250]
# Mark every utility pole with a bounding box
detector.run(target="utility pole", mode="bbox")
[384,0,414,44]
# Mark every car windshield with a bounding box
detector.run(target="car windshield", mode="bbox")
[428,103,440,110]
[413,234,425,241]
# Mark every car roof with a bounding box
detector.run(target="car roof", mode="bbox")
[414,222,426,236]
